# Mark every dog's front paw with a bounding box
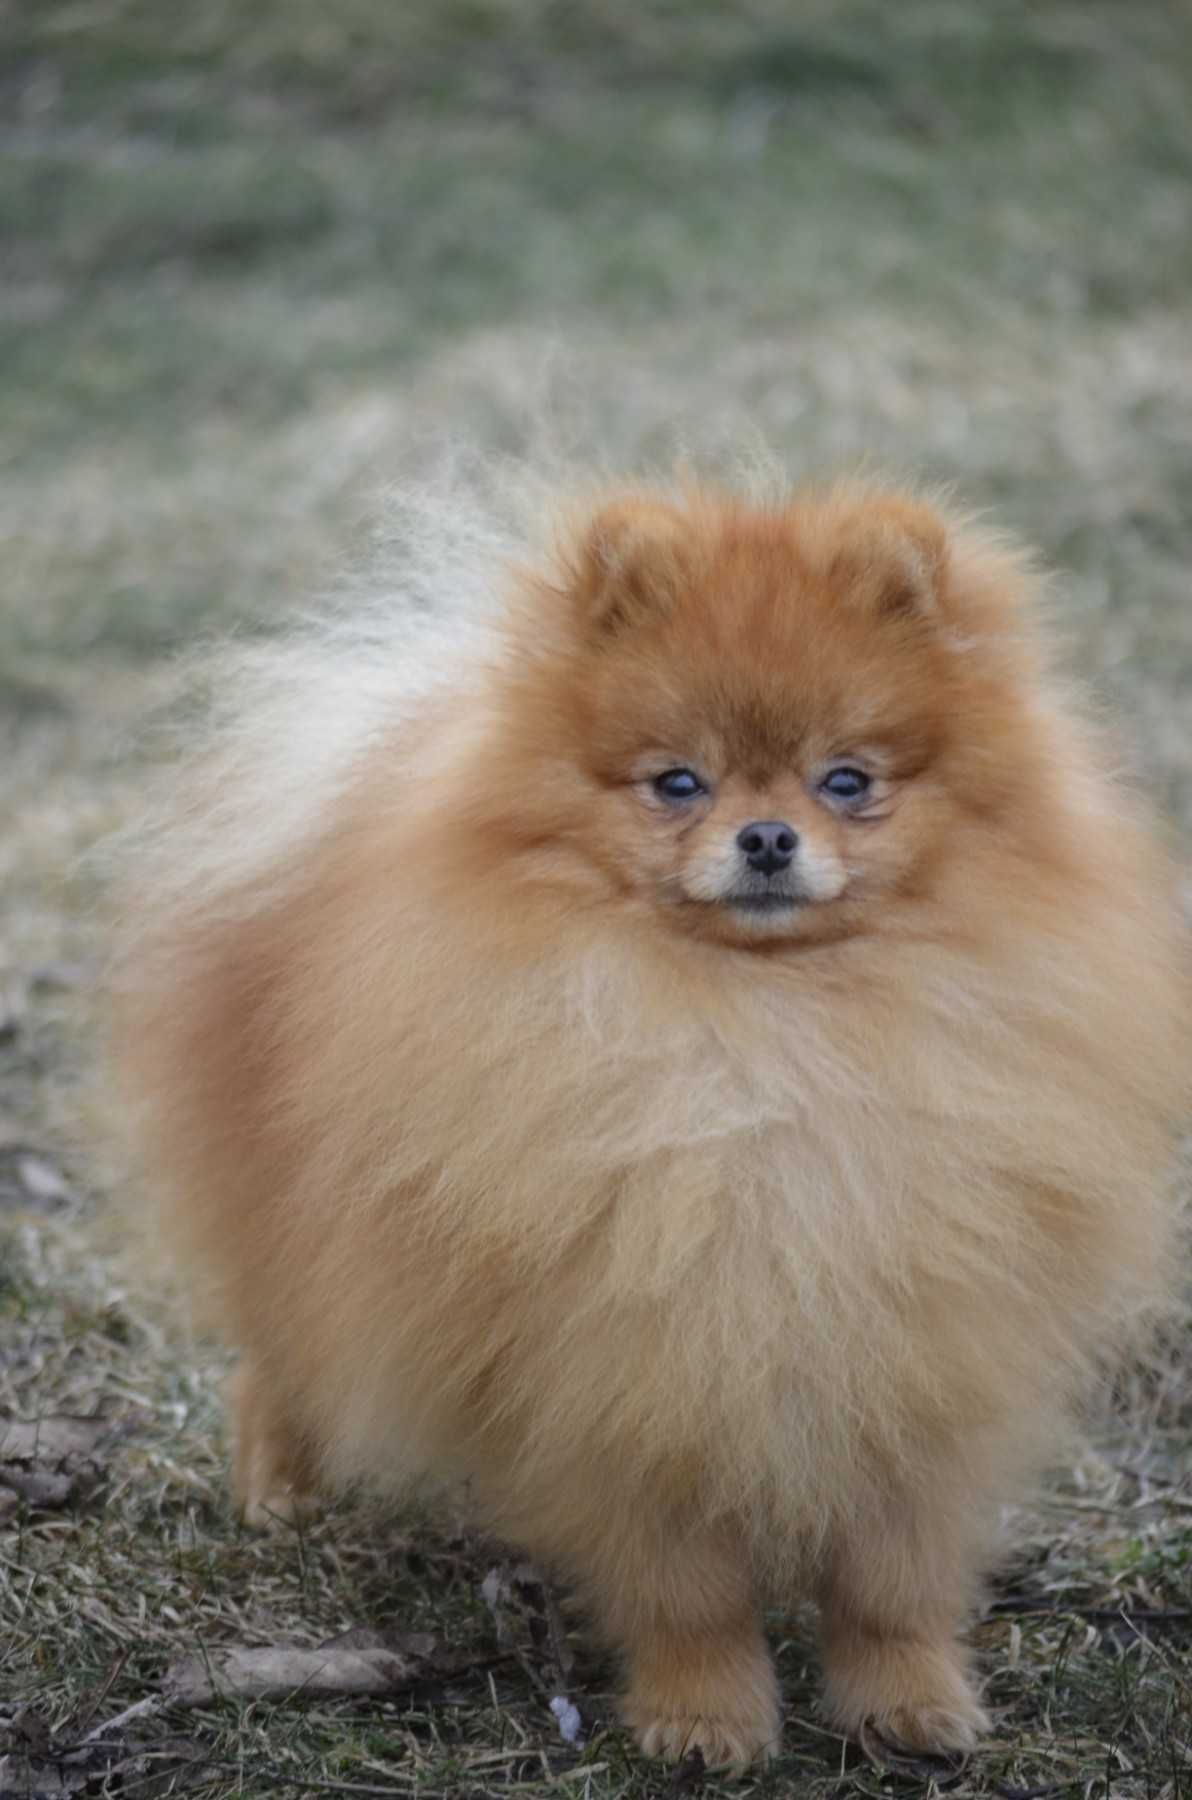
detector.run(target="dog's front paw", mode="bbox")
[628,1707,780,1769]
[239,1485,320,1529]
[824,1636,987,1756]
[623,1645,781,1768]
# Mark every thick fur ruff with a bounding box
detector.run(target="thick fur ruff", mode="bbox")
[113,474,1189,1766]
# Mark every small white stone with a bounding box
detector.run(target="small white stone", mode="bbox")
[549,1694,584,1746]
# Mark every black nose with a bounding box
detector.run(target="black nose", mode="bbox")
[736,820,798,876]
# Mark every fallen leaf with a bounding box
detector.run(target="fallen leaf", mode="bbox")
[0,1728,184,1800]
[164,1643,421,1707]
[0,1751,88,1797]
[0,1413,139,1512]
[0,1417,112,1463]
[0,1467,76,1507]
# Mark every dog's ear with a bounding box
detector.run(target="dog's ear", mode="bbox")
[833,497,950,622]
[574,498,688,636]
[870,498,949,619]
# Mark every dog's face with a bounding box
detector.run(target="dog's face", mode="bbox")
[500,489,1035,949]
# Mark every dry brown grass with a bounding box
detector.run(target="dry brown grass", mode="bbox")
[3,2,1192,1794]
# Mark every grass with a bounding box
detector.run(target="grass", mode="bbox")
[2,1,1192,1794]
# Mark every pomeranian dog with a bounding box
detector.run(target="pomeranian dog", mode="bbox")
[113,475,1188,1768]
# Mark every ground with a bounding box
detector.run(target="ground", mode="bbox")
[2,2,1192,1795]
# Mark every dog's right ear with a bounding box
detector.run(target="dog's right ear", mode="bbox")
[573,498,688,637]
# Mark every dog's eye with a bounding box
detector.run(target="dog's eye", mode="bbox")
[654,768,706,801]
[820,767,872,800]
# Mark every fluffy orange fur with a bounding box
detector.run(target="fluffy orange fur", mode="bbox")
[113,479,1189,1767]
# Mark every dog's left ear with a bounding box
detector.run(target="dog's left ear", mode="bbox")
[573,498,689,637]
[872,498,949,619]
[846,497,950,622]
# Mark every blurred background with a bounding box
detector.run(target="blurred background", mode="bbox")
[2,5,1192,1791]
[5,6,1192,657]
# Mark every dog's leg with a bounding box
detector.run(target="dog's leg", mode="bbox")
[818,1476,989,1755]
[588,1519,780,1768]
[230,1359,320,1527]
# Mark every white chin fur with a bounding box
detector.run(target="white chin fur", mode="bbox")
[723,900,807,935]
